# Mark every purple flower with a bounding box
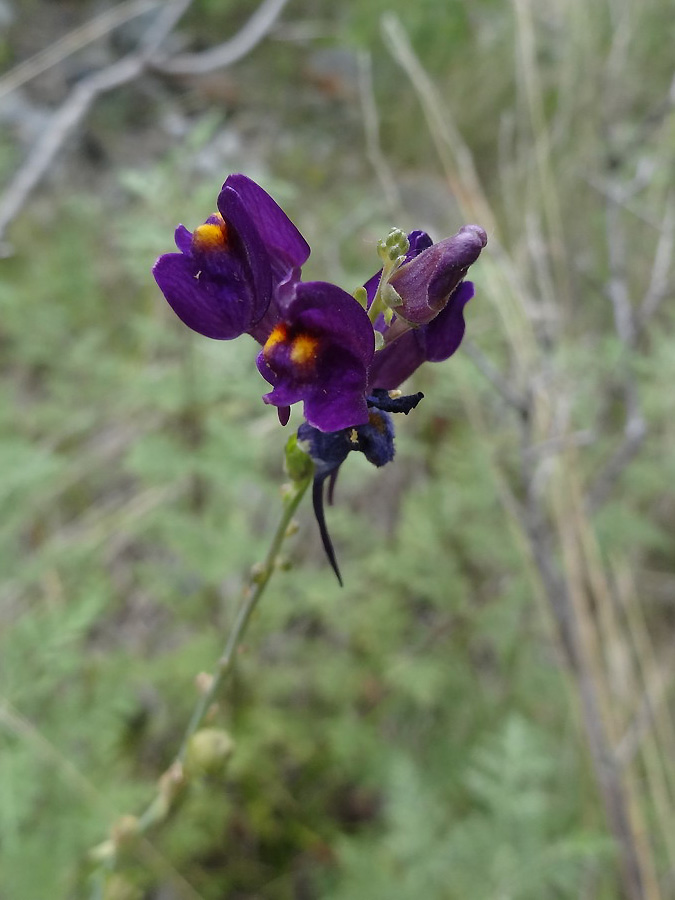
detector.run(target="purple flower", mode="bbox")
[296,223,486,582]
[365,227,486,390]
[153,177,489,581]
[368,280,475,390]
[153,174,310,340]
[389,224,486,325]
[153,175,486,440]
[256,281,375,432]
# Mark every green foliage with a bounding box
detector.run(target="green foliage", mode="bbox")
[2,0,673,897]
[325,718,611,900]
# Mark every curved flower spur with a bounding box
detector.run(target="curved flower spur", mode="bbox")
[153,174,487,580]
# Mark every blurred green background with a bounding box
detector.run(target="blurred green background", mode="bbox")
[1,0,674,897]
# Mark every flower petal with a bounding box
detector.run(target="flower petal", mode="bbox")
[256,282,374,431]
[423,280,474,361]
[174,224,193,254]
[389,225,485,325]
[218,185,273,325]
[302,367,370,432]
[367,331,425,390]
[291,281,374,367]
[368,281,474,389]
[153,253,252,339]
[221,174,311,270]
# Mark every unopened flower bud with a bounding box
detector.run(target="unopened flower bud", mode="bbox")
[185,728,235,779]
[389,224,487,325]
[157,761,186,817]
[195,671,214,694]
[111,815,139,849]
[103,874,142,900]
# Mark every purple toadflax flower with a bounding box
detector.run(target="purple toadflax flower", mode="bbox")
[153,174,375,433]
[256,281,375,432]
[297,224,488,581]
[153,173,488,580]
[364,226,487,391]
[153,173,310,341]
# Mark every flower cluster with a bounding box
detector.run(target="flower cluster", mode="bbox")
[153,174,487,580]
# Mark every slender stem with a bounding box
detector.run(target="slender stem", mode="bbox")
[90,471,312,888]
[176,476,310,762]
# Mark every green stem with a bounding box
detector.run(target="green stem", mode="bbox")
[176,476,310,764]
[90,471,312,889]
[367,267,390,325]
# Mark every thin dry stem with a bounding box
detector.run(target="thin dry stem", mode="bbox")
[151,0,289,75]
[0,0,287,250]
[356,50,403,219]
[0,0,161,100]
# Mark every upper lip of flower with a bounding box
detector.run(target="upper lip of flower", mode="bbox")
[152,174,310,341]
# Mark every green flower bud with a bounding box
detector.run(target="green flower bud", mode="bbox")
[111,815,139,849]
[185,728,235,779]
[250,561,267,584]
[382,283,403,308]
[157,761,186,818]
[384,228,409,255]
[103,874,142,900]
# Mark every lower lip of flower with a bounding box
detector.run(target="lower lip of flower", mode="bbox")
[290,333,319,365]
[263,324,320,370]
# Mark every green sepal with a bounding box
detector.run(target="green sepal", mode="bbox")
[352,285,368,309]
[284,434,314,484]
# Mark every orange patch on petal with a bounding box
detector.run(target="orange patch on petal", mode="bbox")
[290,333,320,366]
[263,323,289,358]
[193,215,229,251]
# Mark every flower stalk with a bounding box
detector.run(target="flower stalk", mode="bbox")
[88,440,313,896]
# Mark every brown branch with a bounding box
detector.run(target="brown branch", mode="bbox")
[356,50,403,219]
[518,411,647,900]
[0,0,193,252]
[588,192,673,511]
[586,175,650,514]
[0,55,141,253]
[0,0,288,251]
[0,0,161,101]
[635,197,675,336]
[462,338,530,417]
[150,0,290,75]
[587,408,647,513]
